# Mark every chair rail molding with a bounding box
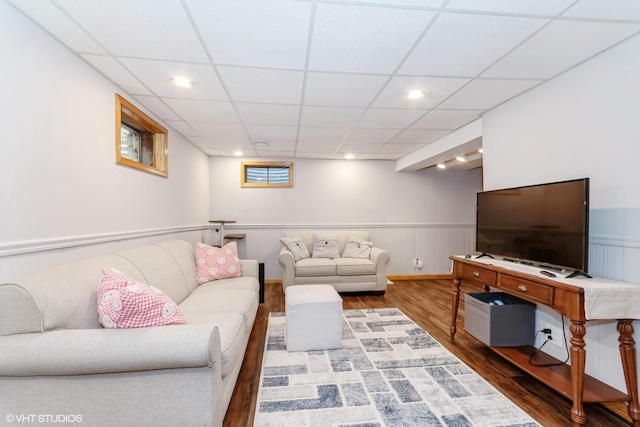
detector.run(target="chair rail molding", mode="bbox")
[0,225,210,257]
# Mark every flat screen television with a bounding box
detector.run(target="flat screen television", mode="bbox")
[476,178,589,274]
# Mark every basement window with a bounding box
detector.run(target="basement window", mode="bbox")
[116,94,168,177]
[241,162,293,188]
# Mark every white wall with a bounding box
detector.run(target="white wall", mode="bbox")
[482,33,640,393]
[0,2,210,281]
[209,157,482,278]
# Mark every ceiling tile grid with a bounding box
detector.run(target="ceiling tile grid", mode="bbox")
[8,0,640,162]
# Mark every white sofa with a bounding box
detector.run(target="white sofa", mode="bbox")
[279,230,390,294]
[0,240,259,427]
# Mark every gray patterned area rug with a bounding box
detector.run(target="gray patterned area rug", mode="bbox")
[253,308,540,427]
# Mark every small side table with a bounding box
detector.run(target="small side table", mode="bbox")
[208,220,236,246]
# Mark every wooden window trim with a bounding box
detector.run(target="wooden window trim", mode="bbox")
[241,162,293,188]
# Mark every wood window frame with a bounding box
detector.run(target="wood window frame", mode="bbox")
[241,162,293,188]
[115,94,168,177]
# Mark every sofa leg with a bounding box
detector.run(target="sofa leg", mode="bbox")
[374,291,385,296]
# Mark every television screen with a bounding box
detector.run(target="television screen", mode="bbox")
[476,178,589,272]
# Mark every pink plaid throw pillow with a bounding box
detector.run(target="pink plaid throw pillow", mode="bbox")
[195,241,242,284]
[97,267,186,328]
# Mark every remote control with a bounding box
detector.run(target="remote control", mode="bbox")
[540,270,556,278]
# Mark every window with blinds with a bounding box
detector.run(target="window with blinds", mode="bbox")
[241,162,293,187]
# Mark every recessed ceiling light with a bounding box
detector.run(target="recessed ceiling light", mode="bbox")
[171,76,193,88]
[437,163,446,169]
[344,154,355,159]
[456,156,466,162]
[405,89,427,99]
[233,151,243,156]
[478,148,484,154]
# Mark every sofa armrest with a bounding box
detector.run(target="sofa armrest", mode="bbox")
[0,324,222,377]
[240,259,259,279]
[370,247,391,291]
[279,247,295,289]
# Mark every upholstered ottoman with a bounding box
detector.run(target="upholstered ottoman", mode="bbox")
[285,284,343,351]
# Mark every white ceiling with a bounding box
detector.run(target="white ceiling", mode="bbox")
[8,0,640,162]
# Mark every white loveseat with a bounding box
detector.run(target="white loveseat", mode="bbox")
[279,230,390,294]
[0,239,259,427]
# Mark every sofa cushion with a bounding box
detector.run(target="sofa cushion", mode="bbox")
[280,236,311,261]
[179,290,258,334]
[195,242,242,284]
[295,257,337,276]
[182,312,245,377]
[342,235,373,259]
[98,268,186,329]
[334,258,376,275]
[192,276,259,293]
[312,234,340,259]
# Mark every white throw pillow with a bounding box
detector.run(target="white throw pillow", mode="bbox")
[312,234,340,259]
[342,235,373,258]
[280,237,311,261]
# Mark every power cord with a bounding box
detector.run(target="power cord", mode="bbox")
[528,315,570,366]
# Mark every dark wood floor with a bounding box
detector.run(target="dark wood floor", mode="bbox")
[224,279,632,427]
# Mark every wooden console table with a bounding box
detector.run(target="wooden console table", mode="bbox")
[450,256,640,426]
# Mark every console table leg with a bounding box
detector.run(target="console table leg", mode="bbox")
[617,319,640,426]
[450,277,461,341]
[570,320,587,426]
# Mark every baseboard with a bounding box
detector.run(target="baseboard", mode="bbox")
[387,274,453,281]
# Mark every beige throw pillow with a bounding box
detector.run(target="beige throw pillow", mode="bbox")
[312,234,340,259]
[280,237,311,261]
[342,235,373,258]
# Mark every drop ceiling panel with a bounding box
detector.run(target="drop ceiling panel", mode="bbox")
[10,0,640,162]
[304,72,389,107]
[298,127,349,142]
[345,129,400,144]
[296,140,341,153]
[372,76,470,109]
[253,140,296,152]
[401,12,547,77]
[445,0,575,15]
[377,143,424,154]
[338,142,384,153]
[82,55,152,96]
[246,125,298,141]
[438,79,541,110]
[120,58,228,100]
[218,66,304,104]
[309,3,436,73]
[563,0,640,20]
[189,122,247,139]
[483,20,640,79]
[8,0,106,53]
[357,108,428,129]
[389,129,449,144]
[257,151,295,158]
[133,96,181,121]
[162,99,239,123]
[186,0,311,69]
[410,109,483,130]
[165,120,197,137]
[55,0,207,61]
[301,106,365,127]
[235,103,300,126]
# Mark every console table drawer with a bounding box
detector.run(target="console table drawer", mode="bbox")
[500,275,554,305]
[460,264,497,285]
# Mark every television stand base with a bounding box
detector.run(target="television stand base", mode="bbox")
[566,270,592,279]
[474,252,494,259]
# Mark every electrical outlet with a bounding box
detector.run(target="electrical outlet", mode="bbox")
[413,258,419,268]
[541,321,562,348]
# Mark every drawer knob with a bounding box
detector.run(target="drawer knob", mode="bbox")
[517,284,528,292]
[473,271,480,277]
